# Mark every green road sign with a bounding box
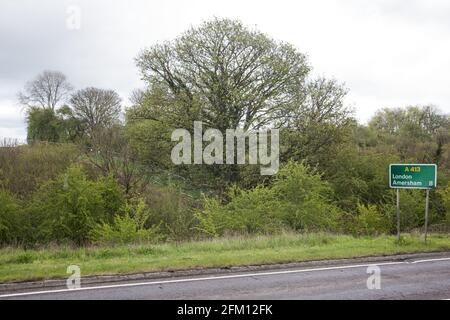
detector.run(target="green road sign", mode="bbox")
[389,164,437,189]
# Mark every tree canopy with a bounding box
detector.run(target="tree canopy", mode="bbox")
[18,70,73,111]
[70,87,122,135]
[134,18,311,131]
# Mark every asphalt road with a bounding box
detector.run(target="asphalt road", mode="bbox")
[1,255,450,300]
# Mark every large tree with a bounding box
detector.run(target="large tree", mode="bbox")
[70,87,122,135]
[18,71,73,111]
[134,18,310,131]
[130,18,352,187]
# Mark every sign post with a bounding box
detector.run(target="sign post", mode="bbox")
[389,164,437,242]
[424,189,430,242]
[396,188,400,241]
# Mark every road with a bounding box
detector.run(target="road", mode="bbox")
[1,254,450,300]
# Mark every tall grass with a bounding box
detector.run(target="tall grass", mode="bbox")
[1,233,450,283]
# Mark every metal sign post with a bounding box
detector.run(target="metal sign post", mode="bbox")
[396,188,400,241]
[424,189,430,243]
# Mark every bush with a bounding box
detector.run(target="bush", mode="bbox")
[348,203,391,236]
[0,143,80,198]
[96,174,126,222]
[144,185,198,241]
[27,165,125,245]
[383,189,428,231]
[327,147,399,212]
[272,161,342,232]
[196,162,342,237]
[196,185,283,236]
[0,190,25,245]
[91,199,161,245]
[438,184,450,224]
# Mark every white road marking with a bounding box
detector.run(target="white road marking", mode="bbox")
[411,257,450,264]
[0,256,449,298]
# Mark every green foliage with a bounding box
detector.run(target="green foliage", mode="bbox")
[96,174,126,221]
[132,18,349,188]
[26,107,64,143]
[272,162,342,232]
[0,143,80,198]
[5,19,450,249]
[27,165,125,245]
[347,203,392,236]
[56,106,85,142]
[196,186,283,236]
[90,199,161,245]
[369,105,450,164]
[0,190,24,245]
[379,189,443,232]
[196,162,342,236]
[279,78,353,169]
[144,185,198,241]
[438,183,450,224]
[26,107,84,144]
[390,190,427,231]
[327,146,399,211]
[125,119,174,168]
[135,18,310,131]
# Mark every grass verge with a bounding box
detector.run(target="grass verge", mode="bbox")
[1,233,450,283]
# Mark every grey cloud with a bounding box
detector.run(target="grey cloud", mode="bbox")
[347,0,450,28]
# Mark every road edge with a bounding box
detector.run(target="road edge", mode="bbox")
[1,250,449,294]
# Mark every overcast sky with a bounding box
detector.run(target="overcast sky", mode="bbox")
[1,0,449,140]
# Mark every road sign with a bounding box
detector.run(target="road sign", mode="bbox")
[389,164,437,189]
[389,163,437,243]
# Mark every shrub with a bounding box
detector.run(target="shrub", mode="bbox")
[96,174,126,222]
[91,199,161,245]
[349,203,392,236]
[327,147,399,212]
[382,189,428,231]
[125,119,174,168]
[0,142,80,198]
[438,183,450,224]
[27,165,125,245]
[196,162,342,237]
[196,186,283,236]
[0,190,25,245]
[272,161,342,232]
[144,185,198,241]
